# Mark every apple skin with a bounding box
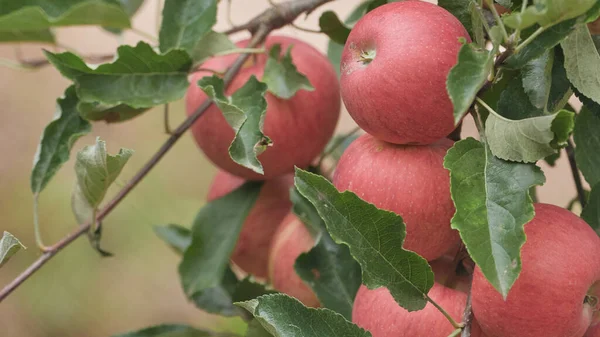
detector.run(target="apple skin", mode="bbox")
[471,203,600,337]
[340,1,470,145]
[268,213,320,307]
[429,251,471,294]
[186,35,341,180]
[586,324,600,337]
[352,283,486,337]
[333,133,459,261]
[207,170,294,279]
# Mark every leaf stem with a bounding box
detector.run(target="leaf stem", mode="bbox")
[426,294,464,329]
[514,26,545,53]
[566,139,587,208]
[513,0,529,42]
[291,23,322,34]
[163,103,173,135]
[32,194,50,251]
[485,0,510,43]
[214,47,265,57]
[449,328,463,337]
[129,26,158,42]
[0,57,36,71]
[473,98,493,141]
[317,126,361,168]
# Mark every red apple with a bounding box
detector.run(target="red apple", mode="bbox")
[340,1,470,145]
[471,203,600,337]
[187,35,341,180]
[333,133,459,261]
[429,251,471,294]
[268,213,320,307]
[586,324,600,337]
[352,283,486,337]
[207,170,293,279]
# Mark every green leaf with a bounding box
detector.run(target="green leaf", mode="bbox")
[236,294,371,337]
[291,189,361,320]
[262,44,314,99]
[0,0,131,31]
[503,0,595,29]
[547,47,573,113]
[179,181,262,297]
[485,109,574,162]
[0,29,54,43]
[574,107,600,186]
[582,183,600,236]
[0,232,26,268]
[506,20,577,68]
[319,11,351,45]
[154,224,192,254]
[158,0,217,54]
[104,0,145,34]
[191,30,236,65]
[562,24,600,105]
[112,324,215,337]
[198,75,271,174]
[522,50,553,109]
[497,72,544,119]
[31,86,91,194]
[246,320,271,337]
[443,138,545,298]
[190,267,241,317]
[45,42,192,109]
[71,137,133,223]
[114,0,145,16]
[190,268,275,317]
[77,102,149,123]
[295,234,361,320]
[294,169,433,312]
[447,43,494,124]
[438,0,478,40]
[543,151,561,166]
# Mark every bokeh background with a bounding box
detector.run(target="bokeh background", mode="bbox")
[0,0,583,336]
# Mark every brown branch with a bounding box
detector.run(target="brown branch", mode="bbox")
[0,0,334,303]
[460,288,474,337]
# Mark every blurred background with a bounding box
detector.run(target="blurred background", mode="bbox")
[0,0,583,336]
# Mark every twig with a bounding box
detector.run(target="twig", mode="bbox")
[0,0,334,303]
[566,139,587,208]
[460,288,474,337]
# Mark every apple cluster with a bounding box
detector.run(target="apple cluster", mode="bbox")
[185,34,340,307]
[185,1,600,337]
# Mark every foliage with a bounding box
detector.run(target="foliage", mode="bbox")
[3,0,600,336]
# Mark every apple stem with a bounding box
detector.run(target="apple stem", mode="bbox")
[514,26,546,54]
[425,294,464,329]
[485,0,510,43]
[359,49,376,65]
[448,328,462,337]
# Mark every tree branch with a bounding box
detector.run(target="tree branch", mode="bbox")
[0,0,334,303]
[566,139,587,208]
[460,287,474,337]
